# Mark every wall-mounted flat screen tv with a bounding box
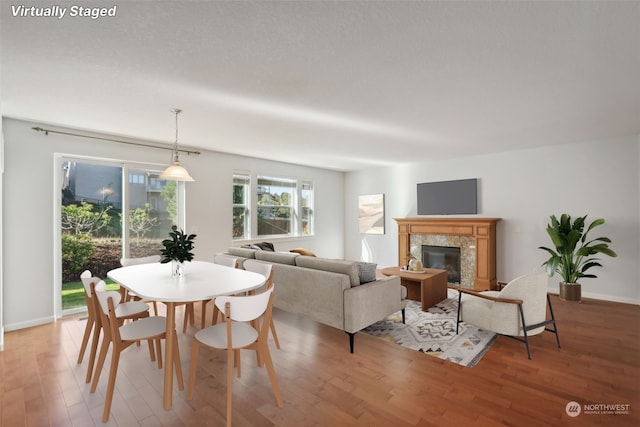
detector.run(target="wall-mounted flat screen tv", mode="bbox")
[417,178,478,215]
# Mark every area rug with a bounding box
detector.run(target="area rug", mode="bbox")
[361,289,497,367]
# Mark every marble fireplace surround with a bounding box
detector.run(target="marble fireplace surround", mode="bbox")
[394,217,501,290]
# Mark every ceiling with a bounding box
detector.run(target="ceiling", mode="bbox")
[2,1,639,171]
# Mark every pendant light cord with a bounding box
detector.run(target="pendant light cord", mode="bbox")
[171,108,182,162]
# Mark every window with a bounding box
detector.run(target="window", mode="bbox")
[232,174,250,239]
[257,176,295,237]
[300,180,314,235]
[232,174,314,239]
[129,174,145,184]
[58,157,184,314]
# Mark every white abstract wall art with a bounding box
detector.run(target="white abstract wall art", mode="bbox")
[358,194,385,234]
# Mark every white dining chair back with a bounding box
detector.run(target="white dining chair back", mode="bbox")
[207,254,240,328]
[96,287,123,313]
[241,259,280,349]
[186,286,283,427]
[214,254,238,268]
[77,270,100,368]
[120,255,161,315]
[80,270,94,292]
[242,259,272,288]
[215,286,272,322]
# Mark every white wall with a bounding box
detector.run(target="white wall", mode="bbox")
[0,120,4,350]
[345,136,640,304]
[1,118,344,331]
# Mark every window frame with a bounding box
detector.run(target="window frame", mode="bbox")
[232,173,251,240]
[299,180,314,236]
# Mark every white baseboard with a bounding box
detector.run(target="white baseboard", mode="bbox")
[3,315,57,332]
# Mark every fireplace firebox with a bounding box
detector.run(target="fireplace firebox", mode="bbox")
[422,245,461,284]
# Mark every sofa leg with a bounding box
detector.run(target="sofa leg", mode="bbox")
[346,332,355,353]
[401,308,406,324]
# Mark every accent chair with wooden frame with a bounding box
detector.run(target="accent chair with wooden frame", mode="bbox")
[456,271,560,359]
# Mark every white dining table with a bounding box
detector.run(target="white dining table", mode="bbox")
[107,260,266,409]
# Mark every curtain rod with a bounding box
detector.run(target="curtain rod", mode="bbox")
[32,126,201,156]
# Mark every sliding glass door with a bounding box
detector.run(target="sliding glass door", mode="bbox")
[58,157,181,315]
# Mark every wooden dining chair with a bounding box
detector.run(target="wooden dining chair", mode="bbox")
[186,286,283,427]
[243,259,280,350]
[120,255,161,315]
[91,281,184,422]
[77,270,150,384]
[207,254,239,327]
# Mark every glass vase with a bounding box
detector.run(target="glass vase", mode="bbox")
[172,260,185,278]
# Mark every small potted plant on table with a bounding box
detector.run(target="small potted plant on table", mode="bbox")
[539,214,617,302]
[160,225,196,277]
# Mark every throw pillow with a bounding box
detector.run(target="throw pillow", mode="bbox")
[356,262,377,285]
[255,242,275,251]
[241,242,275,251]
[290,247,316,257]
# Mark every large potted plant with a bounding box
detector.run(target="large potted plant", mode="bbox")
[539,214,617,302]
[160,225,196,277]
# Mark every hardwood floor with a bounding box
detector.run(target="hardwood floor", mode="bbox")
[1,294,639,426]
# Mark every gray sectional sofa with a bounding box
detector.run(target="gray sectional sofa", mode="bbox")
[222,247,406,353]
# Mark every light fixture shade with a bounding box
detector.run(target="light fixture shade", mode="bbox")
[160,108,195,181]
[160,161,195,181]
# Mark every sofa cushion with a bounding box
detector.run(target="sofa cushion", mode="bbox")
[255,251,299,265]
[227,247,257,259]
[290,247,316,257]
[355,262,377,284]
[295,256,360,287]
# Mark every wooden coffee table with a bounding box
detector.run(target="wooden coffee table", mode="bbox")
[381,266,448,310]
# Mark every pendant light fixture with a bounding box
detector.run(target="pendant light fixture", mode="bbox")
[160,108,195,182]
